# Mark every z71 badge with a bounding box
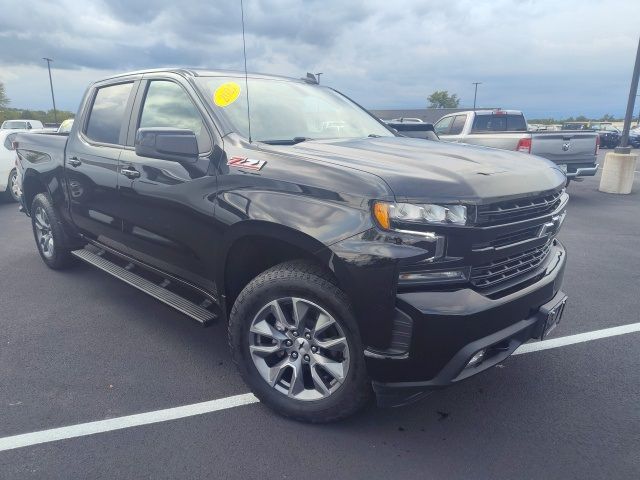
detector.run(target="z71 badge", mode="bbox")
[227,156,267,171]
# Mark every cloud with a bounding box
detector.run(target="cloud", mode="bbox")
[0,0,638,117]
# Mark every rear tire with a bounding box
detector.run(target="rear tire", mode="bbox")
[30,193,75,270]
[8,169,21,202]
[2,169,19,203]
[229,260,371,423]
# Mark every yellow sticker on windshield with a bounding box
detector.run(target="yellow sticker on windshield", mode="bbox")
[213,82,241,107]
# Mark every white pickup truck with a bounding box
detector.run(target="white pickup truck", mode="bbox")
[434,110,599,181]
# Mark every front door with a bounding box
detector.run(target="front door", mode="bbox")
[116,78,218,292]
[66,81,137,249]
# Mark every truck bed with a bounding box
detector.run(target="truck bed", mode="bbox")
[13,132,67,168]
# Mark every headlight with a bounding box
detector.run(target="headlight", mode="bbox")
[373,201,467,230]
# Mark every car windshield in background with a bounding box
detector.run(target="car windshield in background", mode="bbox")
[472,114,527,132]
[2,121,27,130]
[195,77,393,143]
[58,119,74,133]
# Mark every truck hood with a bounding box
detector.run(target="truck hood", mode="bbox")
[267,137,565,203]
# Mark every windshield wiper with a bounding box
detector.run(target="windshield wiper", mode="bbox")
[368,134,382,138]
[260,137,313,145]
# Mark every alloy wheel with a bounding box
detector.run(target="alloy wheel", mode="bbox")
[10,171,21,201]
[249,297,350,401]
[34,206,55,259]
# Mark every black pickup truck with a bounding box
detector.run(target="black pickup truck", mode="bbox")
[14,69,568,422]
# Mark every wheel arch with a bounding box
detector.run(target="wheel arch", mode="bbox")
[219,221,336,316]
[21,170,50,213]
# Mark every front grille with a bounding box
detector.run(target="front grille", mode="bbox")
[487,224,542,248]
[476,190,563,226]
[470,241,552,289]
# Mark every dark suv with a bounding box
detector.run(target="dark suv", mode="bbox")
[15,69,568,422]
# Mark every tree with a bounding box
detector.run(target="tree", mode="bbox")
[427,90,460,108]
[0,81,9,110]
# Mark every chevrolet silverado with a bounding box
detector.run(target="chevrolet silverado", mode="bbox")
[14,69,569,422]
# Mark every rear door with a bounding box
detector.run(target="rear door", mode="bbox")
[66,79,139,248]
[116,75,219,291]
[433,115,454,137]
[439,114,468,142]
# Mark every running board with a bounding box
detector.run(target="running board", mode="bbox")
[71,248,216,325]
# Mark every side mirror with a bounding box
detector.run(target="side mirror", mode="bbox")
[26,123,32,130]
[135,128,199,163]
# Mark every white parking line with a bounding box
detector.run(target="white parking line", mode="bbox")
[0,393,259,453]
[1,322,639,453]
[513,322,640,355]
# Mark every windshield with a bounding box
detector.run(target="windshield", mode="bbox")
[2,121,27,130]
[195,76,393,143]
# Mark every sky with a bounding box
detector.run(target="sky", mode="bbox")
[0,0,638,119]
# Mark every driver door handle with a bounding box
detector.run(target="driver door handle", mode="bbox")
[68,157,82,167]
[120,167,140,179]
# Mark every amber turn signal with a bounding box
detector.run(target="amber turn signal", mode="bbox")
[373,202,390,230]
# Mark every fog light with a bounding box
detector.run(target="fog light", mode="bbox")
[465,349,486,368]
[398,268,469,285]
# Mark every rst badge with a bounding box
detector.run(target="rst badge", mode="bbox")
[227,156,267,171]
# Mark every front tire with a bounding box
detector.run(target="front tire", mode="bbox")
[229,261,371,423]
[30,193,75,270]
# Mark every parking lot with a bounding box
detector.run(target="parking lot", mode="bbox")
[0,150,639,479]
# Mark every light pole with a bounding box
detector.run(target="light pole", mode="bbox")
[315,72,323,84]
[42,57,58,124]
[472,82,482,110]
[616,37,640,153]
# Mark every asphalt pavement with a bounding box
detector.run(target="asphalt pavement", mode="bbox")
[1,150,639,479]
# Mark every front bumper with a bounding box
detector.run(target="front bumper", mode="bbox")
[368,239,567,407]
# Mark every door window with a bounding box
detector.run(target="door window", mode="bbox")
[139,81,211,153]
[449,115,467,135]
[85,82,134,145]
[434,116,453,135]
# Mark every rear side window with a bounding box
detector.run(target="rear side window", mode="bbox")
[85,82,133,145]
[139,80,210,153]
[449,115,467,135]
[434,116,453,135]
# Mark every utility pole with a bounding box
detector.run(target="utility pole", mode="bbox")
[315,72,323,84]
[472,82,482,110]
[616,37,640,153]
[42,57,58,124]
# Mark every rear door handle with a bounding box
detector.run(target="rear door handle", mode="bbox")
[68,157,82,167]
[120,167,140,179]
